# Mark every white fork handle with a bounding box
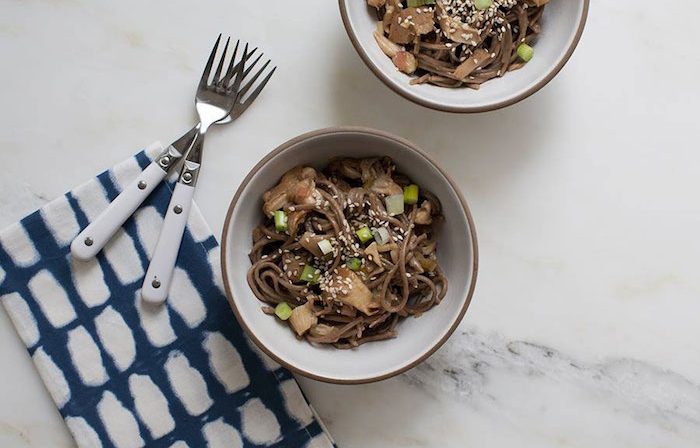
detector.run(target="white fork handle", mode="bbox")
[141,181,195,304]
[71,162,168,261]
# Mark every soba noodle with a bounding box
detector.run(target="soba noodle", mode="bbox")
[369,0,548,89]
[247,157,447,348]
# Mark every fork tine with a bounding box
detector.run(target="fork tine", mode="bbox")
[221,39,240,85]
[239,59,271,98]
[200,34,222,87]
[242,52,265,79]
[230,44,253,93]
[238,66,276,114]
[229,43,250,91]
[212,36,230,85]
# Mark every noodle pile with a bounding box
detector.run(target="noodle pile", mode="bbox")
[369,0,548,89]
[247,157,447,348]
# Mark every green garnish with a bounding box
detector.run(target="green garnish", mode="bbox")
[275,302,293,321]
[385,194,405,216]
[299,265,320,284]
[346,257,362,271]
[517,43,534,62]
[474,0,492,11]
[403,184,419,205]
[407,0,436,7]
[274,210,288,232]
[356,226,373,244]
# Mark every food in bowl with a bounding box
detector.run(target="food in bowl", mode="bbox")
[368,0,550,89]
[247,156,447,348]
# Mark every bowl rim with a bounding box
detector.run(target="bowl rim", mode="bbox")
[338,0,590,113]
[220,126,479,384]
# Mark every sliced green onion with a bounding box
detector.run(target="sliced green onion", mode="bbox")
[346,257,362,271]
[404,184,419,205]
[275,302,293,321]
[407,0,435,7]
[356,226,373,244]
[385,194,405,216]
[517,43,534,62]
[274,210,288,232]
[474,0,492,10]
[317,239,333,256]
[372,227,391,245]
[299,265,320,284]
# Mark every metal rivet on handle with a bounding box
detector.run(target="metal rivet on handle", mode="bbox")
[173,205,183,214]
[182,172,192,182]
[160,156,170,167]
[151,279,161,289]
[84,237,93,246]
[138,180,147,190]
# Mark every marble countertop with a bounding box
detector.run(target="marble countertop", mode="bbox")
[1,0,699,446]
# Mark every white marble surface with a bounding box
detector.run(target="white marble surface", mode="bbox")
[1,0,699,446]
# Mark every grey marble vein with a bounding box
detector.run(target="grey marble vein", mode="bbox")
[405,328,700,443]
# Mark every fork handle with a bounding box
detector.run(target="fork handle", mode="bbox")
[70,146,180,261]
[140,172,197,305]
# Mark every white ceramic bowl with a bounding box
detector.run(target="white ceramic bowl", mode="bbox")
[221,127,478,383]
[339,0,589,113]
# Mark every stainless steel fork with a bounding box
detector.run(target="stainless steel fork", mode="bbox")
[70,35,254,262]
[141,40,276,304]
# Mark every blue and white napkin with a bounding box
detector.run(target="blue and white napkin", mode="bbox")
[0,143,335,448]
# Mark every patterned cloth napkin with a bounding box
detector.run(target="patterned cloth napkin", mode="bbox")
[0,143,335,448]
